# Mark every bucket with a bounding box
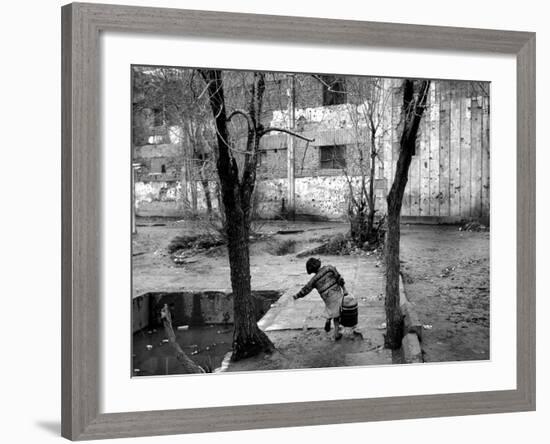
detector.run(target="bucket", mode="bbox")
[340,293,358,327]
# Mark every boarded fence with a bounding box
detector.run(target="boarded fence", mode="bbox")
[386,80,490,220]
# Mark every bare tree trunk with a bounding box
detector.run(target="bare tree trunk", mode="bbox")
[180,162,189,212]
[215,181,225,224]
[226,207,273,359]
[385,79,430,349]
[190,179,198,214]
[200,177,213,216]
[385,194,404,349]
[200,69,274,361]
[367,132,377,241]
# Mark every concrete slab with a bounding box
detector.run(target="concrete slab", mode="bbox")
[253,252,395,366]
[257,257,386,334]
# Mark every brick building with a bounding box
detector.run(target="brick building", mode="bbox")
[133,71,490,222]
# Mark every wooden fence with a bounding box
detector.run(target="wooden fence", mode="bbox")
[380,80,490,220]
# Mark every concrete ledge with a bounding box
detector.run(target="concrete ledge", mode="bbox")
[398,275,422,339]
[401,301,423,341]
[402,333,423,363]
[399,273,424,363]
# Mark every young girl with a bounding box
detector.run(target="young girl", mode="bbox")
[293,257,347,340]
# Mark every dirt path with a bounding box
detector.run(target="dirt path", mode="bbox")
[132,219,344,296]
[399,225,490,363]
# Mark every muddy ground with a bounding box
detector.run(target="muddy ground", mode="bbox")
[400,224,490,362]
[132,217,490,369]
[132,218,348,296]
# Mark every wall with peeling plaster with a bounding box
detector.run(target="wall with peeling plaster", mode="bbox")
[133,79,490,222]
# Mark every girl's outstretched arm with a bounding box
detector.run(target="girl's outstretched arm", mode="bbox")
[293,274,317,299]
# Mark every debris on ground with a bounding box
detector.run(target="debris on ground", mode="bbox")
[168,234,225,254]
[296,233,356,257]
[400,225,489,362]
[168,233,225,264]
[172,256,199,266]
[276,229,304,235]
[459,221,489,232]
[439,265,456,278]
[267,239,297,256]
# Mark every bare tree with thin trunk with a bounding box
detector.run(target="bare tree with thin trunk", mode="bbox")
[199,70,313,360]
[133,67,216,217]
[342,77,393,247]
[385,79,431,349]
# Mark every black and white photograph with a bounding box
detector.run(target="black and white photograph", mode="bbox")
[131,67,491,376]
[2,0,544,442]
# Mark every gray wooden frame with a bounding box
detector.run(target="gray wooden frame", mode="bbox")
[61,2,536,440]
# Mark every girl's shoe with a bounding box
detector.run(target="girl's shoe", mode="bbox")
[324,319,332,332]
[334,331,343,340]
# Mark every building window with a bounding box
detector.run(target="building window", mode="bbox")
[152,107,164,126]
[150,158,165,174]
[320,145,346,169]
[321,75,347,106]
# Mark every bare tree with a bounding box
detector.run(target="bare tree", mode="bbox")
[342,77,393,247]
[385,79,431,349]
[199,70,313,360]
[133,67,216,216]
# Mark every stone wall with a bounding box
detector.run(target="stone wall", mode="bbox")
[132,291,281,333]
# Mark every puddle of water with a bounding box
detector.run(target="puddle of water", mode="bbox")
[133,326,234,376]
[132,290,282,376]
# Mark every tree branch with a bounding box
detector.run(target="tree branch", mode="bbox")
[160,304,205,374]
[226,109,254,133]
[259,127,314,142]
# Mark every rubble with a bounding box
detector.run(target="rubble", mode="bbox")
[459,221,489,232]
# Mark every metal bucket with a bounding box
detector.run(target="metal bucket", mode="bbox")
[340,294,358,327]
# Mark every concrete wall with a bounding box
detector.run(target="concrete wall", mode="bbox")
[135,180,219,217]
[132,291,280,333]
[135,176,386,220]
[132,291,232,334]
[134,181,183,217]
[255,176,386,219]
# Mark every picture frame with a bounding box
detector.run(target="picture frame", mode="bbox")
[61,2,536,440]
